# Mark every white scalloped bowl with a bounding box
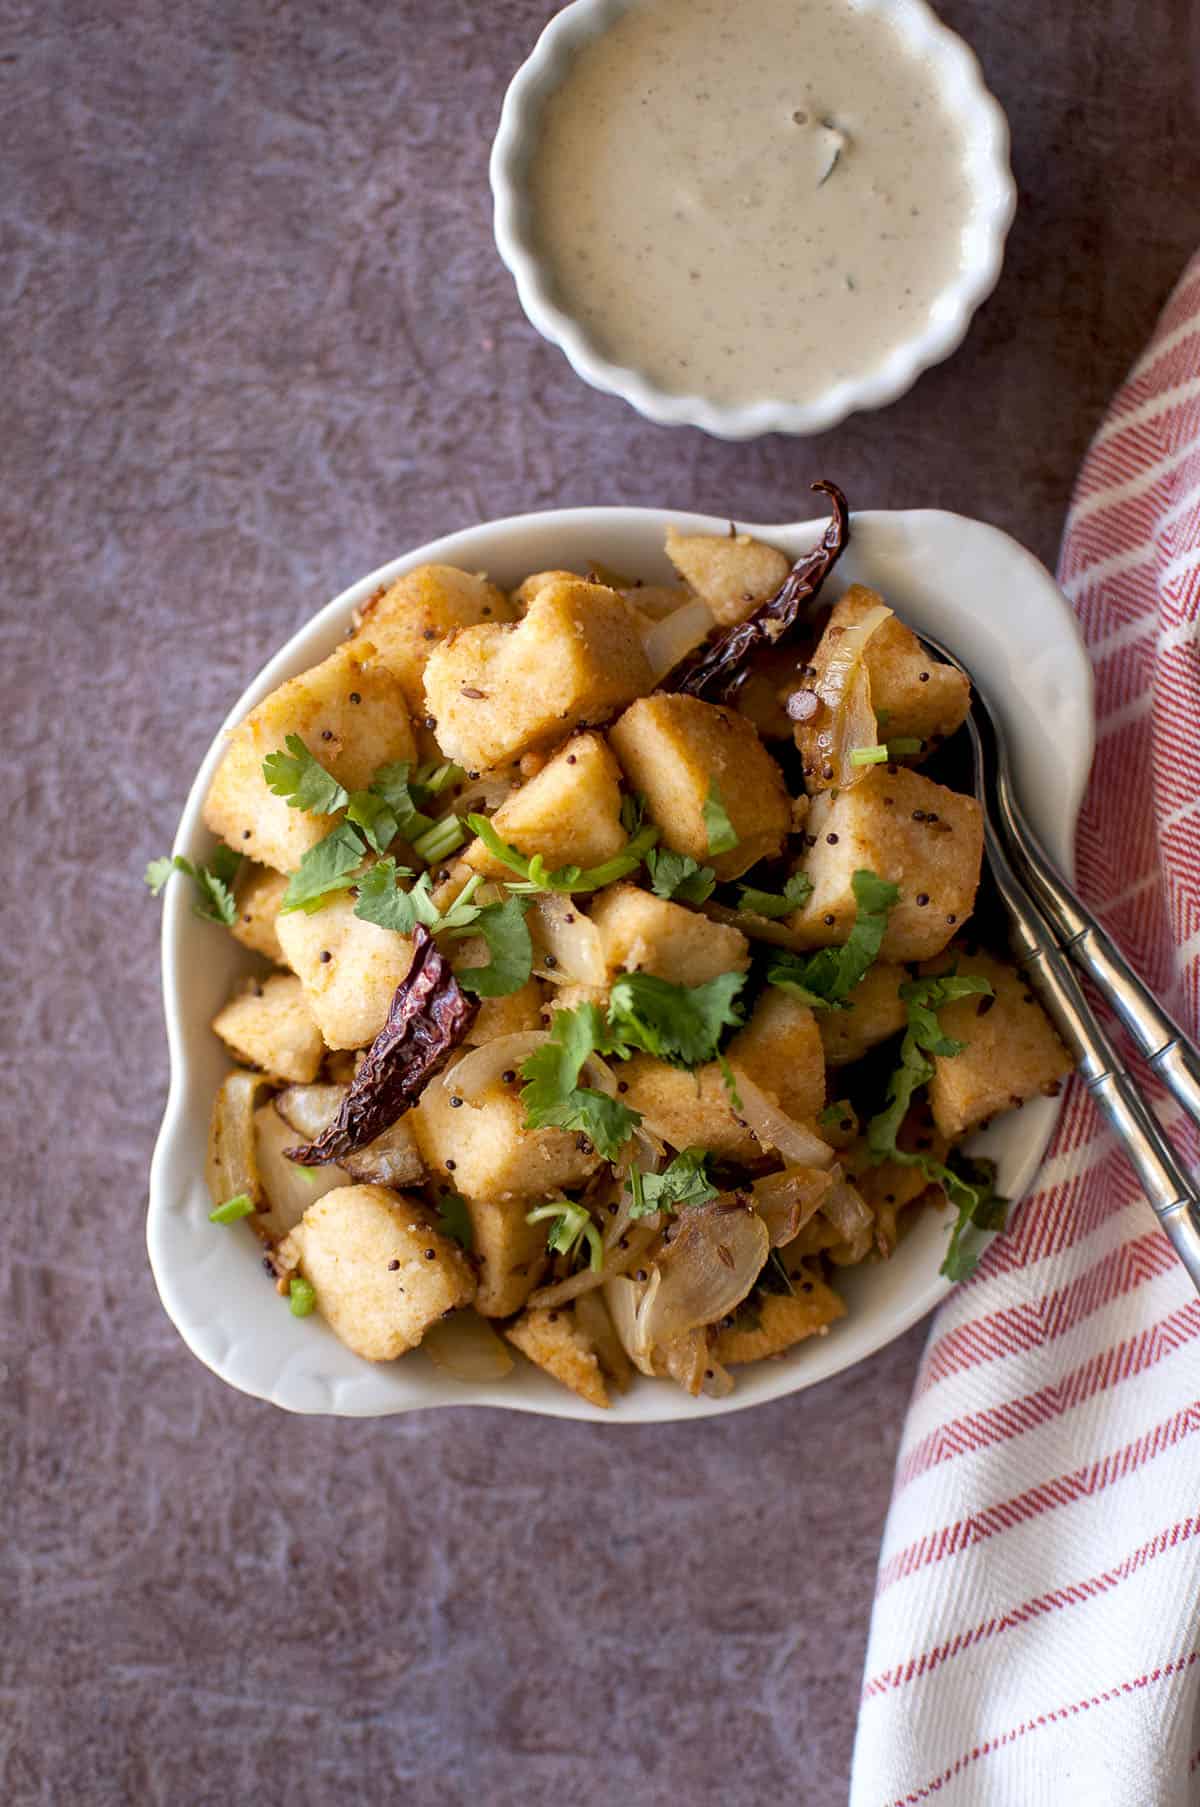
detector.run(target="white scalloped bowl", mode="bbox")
[491,0,1016,440]
[148,504,1092,1421]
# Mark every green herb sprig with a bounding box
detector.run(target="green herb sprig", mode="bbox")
[864,973,1007,1280]
[765,869,898,1007]
[627,1148,718,1219]
[736,872,813,919]
[145,846,244,926]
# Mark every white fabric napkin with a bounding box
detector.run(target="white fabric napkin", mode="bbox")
[850,253,1200,1806]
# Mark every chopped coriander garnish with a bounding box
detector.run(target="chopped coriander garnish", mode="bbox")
[353,864,483,936]
[519,1004,641,1160]
[345,788,400,856]
[412,814,467,865]
[352,857,430,931]
[863,972,1004,1280]
[262,735,350,815]
[368,761,435,842]
[866,973,991,1156]
[607,970,746,1069]
[626,1148,718,1219]
[280,822,367,914]
[465,814,659,894]
[455,895,534,998]
[272,758,473,908]
[702,780,739,855]
[766,869,898,1007]
[144,857,176,895]
[288,1275,317,1317]
[645,847,717,904]
[736,872,813,918]
[146,846,244,926]
[434,1190,473,1250]
[209,1193,255,1224]
[526,1200,604,1273]
[940,1155,1008,1280]
[849,744,889,767]
[305,850,528,996]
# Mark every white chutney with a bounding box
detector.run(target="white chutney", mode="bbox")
[528,0,976,407]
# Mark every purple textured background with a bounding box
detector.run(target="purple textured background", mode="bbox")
[4,2,1199,1801]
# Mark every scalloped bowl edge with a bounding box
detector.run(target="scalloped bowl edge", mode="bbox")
[490,0,1017,439]
[148,505,1092,1422]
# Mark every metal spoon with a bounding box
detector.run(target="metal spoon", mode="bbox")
[918,627,1200,1294]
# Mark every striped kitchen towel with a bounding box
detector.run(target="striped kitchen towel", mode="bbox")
[850,255,1200,1806]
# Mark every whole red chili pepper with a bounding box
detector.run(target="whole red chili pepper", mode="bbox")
[663,480,850,702]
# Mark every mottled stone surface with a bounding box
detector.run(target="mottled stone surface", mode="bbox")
[3,2,1197,1801]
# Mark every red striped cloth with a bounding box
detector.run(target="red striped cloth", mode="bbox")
[850,256,1200,1806]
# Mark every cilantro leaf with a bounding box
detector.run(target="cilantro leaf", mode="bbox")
[345,789,399,856]
[352,856,422,931]
[607,970,746,1068]
[526,1200,604,1272]
[737,872,813,918]
[456,896,533,998]
[519,1004,641,1161]
[766,868,898,1006]
[353,865,484,936]
[208,844,243,887]
[280,823,367,914]
[645,847,717,904]
[940,1156,1008,1281]
[369,761,435,841]
[702,780,739,855]
[145,849,243,926]
[434,1190,473,1250]
[863,972,1003,1281]
[866,973,992,1157]
[465,815,659,894]
[192,860,241,926]
[760,964,829,1008]
[627,1148,718,1218]
[262,735,350,815]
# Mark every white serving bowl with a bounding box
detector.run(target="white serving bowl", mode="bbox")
[491,0,1016,440]
[149,503,1092,1422]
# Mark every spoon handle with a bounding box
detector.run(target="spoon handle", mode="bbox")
[978,800,1200,1297]
[994,767,1200,1129]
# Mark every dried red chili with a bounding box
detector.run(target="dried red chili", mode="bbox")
[663,480,850,702]
[286,926,478,1163]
